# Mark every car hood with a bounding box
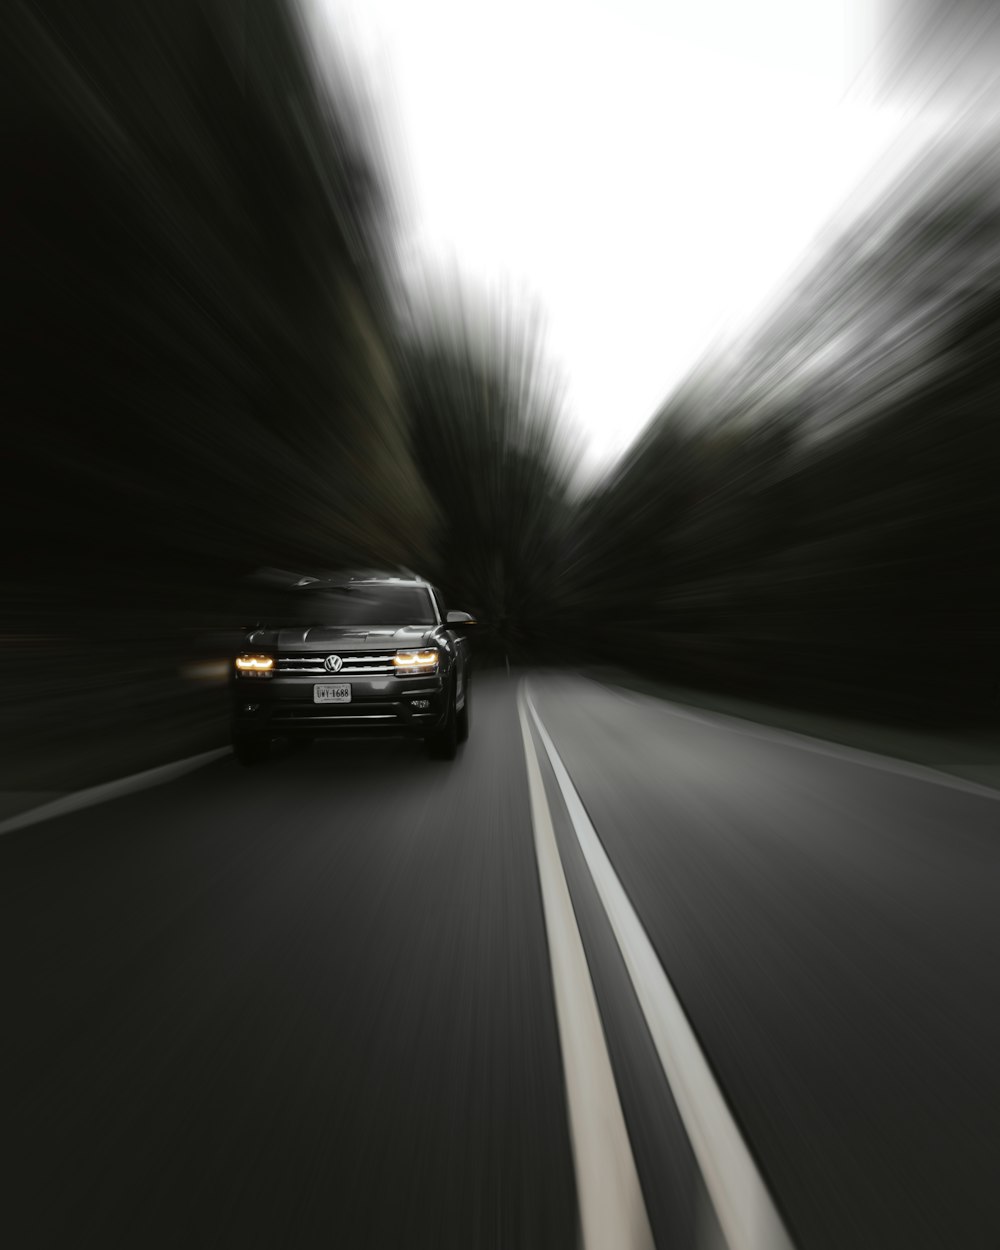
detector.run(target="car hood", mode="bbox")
[246,625,439,652]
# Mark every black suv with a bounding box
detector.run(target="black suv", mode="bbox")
[231,575,474,764]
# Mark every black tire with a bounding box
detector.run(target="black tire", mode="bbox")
[456,681,470,743]
[426,687,458,760]
[233,732,270,766]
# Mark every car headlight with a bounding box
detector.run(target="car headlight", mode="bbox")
[235,654,275,678]
[393,648,439,676]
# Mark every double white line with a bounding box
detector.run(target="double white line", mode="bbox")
[518,684,794,1250]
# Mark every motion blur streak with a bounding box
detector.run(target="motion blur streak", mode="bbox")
[557,119,1000,725]
[877,0,1000,112]
[5,0,431,799]
[5,3,1000,1246]
[6,0,1000,779]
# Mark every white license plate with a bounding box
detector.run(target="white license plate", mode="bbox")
[313,683,351,704]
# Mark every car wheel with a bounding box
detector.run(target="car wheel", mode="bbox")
[233,732,270,766]
[456,681,470,743]
[426,686,458,760]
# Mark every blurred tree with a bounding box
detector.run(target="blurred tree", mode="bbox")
[4,0,432,623]
[6,0,999,743]
[399,286,573,659]
[564,130,1000,721]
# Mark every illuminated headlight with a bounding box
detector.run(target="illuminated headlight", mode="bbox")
[235,654,274,678]
[393,648,439,676]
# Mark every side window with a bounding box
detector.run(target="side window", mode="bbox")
[432,588,447,622]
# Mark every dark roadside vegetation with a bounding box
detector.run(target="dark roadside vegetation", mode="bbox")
[4,0,999,797]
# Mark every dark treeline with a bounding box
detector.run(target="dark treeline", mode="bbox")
[4,0,440,777]
[4,0,998,776]
[399,285,573,660]
[562,131,1000,723]
[6,0,431,629]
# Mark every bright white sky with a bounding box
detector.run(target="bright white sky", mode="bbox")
[309,0,917,471]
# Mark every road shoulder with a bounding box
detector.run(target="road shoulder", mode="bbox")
[586,666,1000,794]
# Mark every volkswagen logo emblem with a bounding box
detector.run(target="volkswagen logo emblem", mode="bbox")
[324,654,343,673]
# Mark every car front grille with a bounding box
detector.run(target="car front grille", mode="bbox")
[276,652,395,676]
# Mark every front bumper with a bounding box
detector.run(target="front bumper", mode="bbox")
[231,672,448,738]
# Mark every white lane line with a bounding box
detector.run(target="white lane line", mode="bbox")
[516,690,655,1250]
[0,747,231,836]
[525,687,796,1250]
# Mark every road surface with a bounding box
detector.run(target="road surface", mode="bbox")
[3,671,999,1248]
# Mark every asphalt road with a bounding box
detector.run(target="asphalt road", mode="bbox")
[3,671,999,1249]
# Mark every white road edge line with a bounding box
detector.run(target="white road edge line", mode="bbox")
[525,686,796,1250]
[593,677,1000,803]
[0,747,232,836]
[516,688,655,1250]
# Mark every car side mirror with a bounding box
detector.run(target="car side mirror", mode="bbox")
[446,610,477,626]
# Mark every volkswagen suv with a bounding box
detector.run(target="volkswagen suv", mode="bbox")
[231,575,474,764]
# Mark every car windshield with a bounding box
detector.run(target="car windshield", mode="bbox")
[288,584,436,627]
